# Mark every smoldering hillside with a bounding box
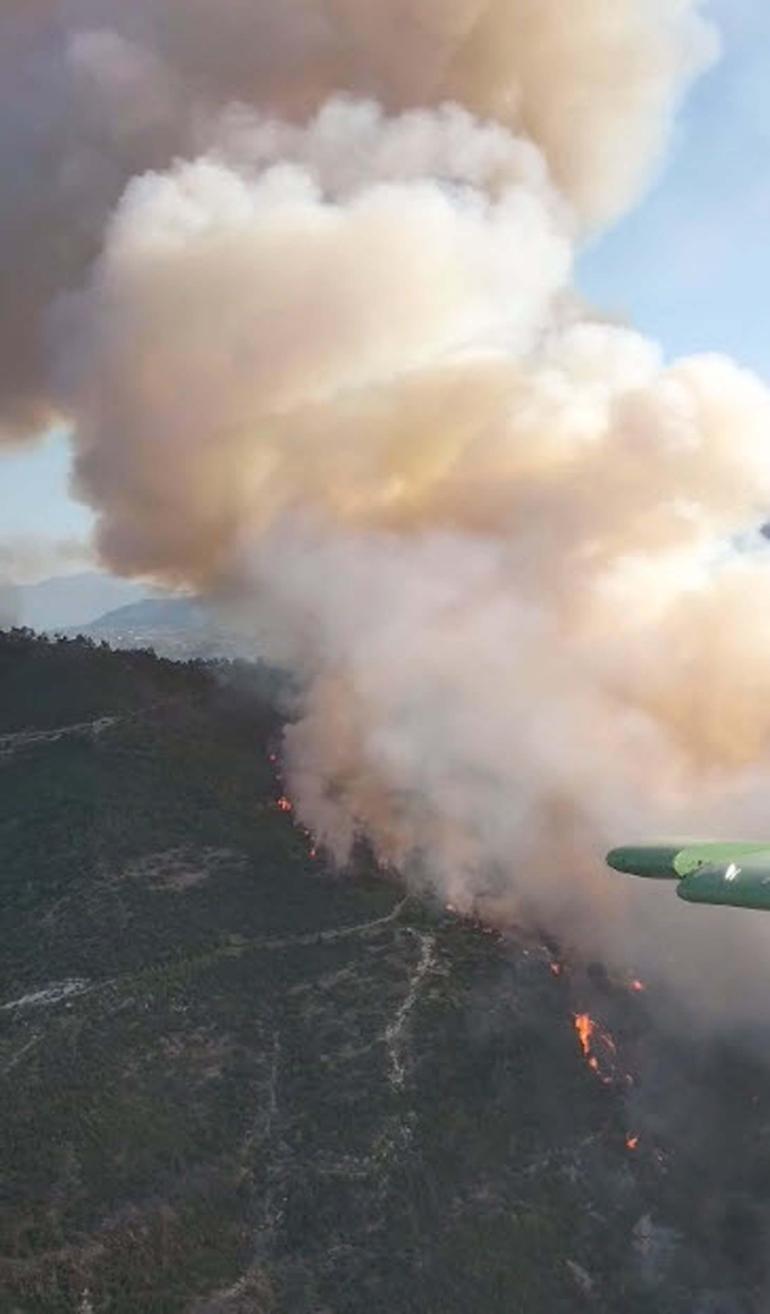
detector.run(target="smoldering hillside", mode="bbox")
[3,630,770,1314]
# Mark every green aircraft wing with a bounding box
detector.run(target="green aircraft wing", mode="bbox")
[606,842,770,911]
[677,850,770,911]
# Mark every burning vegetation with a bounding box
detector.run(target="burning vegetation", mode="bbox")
[5,632,770,1311]
[573,1012,618,1086]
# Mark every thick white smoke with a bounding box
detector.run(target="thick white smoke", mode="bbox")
[10,1,770,1013]
[0,0,714,436]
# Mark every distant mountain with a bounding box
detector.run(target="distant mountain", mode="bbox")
[17,572,151,632]
[79,596,203,636]
[77,594,243,659]
[0,583,18,629]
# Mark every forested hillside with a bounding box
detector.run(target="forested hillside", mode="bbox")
[1,631,768,1314]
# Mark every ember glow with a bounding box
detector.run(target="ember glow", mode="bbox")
[269,754,322,860]
[573,1013,617,1086]
[574,1013,596,1059]
[626,1135,640,1152]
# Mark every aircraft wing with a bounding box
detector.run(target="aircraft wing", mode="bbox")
[677,849,770,911]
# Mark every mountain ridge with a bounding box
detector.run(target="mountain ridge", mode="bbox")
[10,572,154,632]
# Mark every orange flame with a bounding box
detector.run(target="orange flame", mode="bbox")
[626,1135,640,1151]
[276,796,293,813]
[573,1013,617,1085]
[550,962,563,977]
[574,1013,594,1057]
[630,979,646,993]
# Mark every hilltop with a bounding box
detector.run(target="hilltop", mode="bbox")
[12,574,151,633]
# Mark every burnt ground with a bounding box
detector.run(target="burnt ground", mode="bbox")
[1,630,769,1314]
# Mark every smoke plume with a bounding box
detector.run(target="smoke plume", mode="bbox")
[0,0,714,439]
[9,1,770,1009]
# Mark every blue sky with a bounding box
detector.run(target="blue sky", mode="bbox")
[1,0,768,575]
[2,427,91,542]
[580,0,770,376]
